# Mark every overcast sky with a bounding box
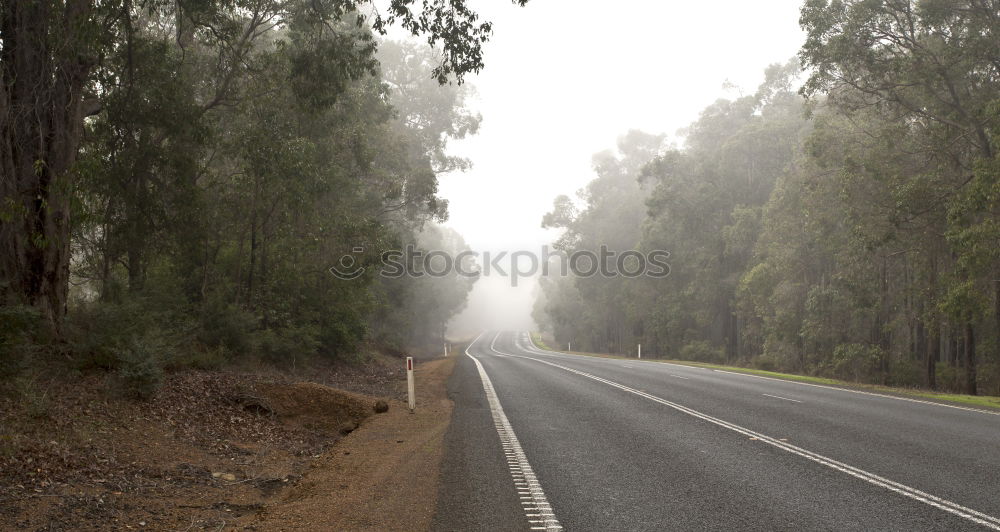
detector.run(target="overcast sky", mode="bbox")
[408,0,808,336]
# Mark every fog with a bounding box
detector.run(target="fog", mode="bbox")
[436,0,806,337]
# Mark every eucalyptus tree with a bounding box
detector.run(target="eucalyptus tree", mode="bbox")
[799,0,1000,393]
[0,0,528,335]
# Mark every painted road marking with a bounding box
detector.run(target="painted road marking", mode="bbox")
[521,334,1000,417]
[467,333,562,531]
[710,369,1000,416]
[762,393,802,403]
[495,339,1000,531]
[669,374,690,380]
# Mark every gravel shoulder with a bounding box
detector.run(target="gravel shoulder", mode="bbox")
[248,357,456,531]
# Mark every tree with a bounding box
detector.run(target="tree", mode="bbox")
[0,0,528,335]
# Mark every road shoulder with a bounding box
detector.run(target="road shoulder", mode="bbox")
[432,353,528,532]
[249,357,456,531]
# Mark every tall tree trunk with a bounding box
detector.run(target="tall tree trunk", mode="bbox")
[964,323,977,396]
[925,255,938,389]
[926,318,939,390]
[0,0,94,336]
[995,279,1000,396]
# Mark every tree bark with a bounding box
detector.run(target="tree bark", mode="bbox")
[925,254,938,389]
[964,323,977,396]
[0,0,94,335]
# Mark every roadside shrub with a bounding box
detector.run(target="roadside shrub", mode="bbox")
[197,301,256,355]
[113,337,165,400]
[254,326,320,365]
[679,341,724,363]
[13,376,52,419]
[67,301,153,370]
[0,305,43,377]
[167,345,230,371]
[752,354,779,372]
[935,362,962,393]
[828,343,882,383]
[886,358,922,388]
[978,360,999,396]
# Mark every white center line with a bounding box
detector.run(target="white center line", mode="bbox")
[498,336,1000,531]
[519,333,1000,417]
[670,374,690,380]
[762,393,802,403]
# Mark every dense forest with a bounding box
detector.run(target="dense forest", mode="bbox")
[536,0,1000,395]
[0,0,498,392]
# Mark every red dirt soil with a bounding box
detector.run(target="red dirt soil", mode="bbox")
[0,354,453,531]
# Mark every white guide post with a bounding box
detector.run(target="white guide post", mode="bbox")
[568,342,571,352]
[406,357,415,413]
[444,342,448,357]
[638,343,642,359]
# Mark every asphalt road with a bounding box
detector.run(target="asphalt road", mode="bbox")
[433,331,1000,531]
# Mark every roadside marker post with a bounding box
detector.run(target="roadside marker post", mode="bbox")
[444,342,448,357]
[638,343,642,359]
[568,342,571,351]
[406,357,415,413]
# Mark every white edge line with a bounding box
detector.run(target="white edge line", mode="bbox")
[466,333,563,531]
[505,333,1000,530]
[522,333,1000,417]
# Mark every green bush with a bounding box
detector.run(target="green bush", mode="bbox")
[253,326,320,365]
[197,301,257,355]
[680,341,725,363]
[0,305,43,377]
[67,301,153,370]
[752,355,779,372]
[828,343,882,383]
[935,362,962,393]
[886,358,922,388]
[113,337,165,400]
[167,345,230,371]
[16,377,52,418]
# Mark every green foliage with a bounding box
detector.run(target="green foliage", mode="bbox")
[826,343,882,384]
[538,2,1000,394]
[197,301,257,355]
[66,301,160,370]
[4,0,511,375]
[0,306,44,377]
[11,376,53,419]
[167,345,231,371]
[253,326,321,365]
[61,18,481,371]
[113,338,166,400]
[679,341,725,364]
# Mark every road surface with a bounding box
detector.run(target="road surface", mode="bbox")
[433,331,1000,531]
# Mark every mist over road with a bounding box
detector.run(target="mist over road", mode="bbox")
[434,331,1000,531]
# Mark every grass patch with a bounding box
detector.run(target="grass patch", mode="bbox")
[530,332,553,351]
[529,333,1000,411]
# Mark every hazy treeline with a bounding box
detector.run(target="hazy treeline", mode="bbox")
[1,0,490,383]
[536,0,1000,395]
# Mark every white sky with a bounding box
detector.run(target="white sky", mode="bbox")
[402,1,808,336]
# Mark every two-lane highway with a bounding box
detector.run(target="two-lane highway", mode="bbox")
[433,331,1000,531]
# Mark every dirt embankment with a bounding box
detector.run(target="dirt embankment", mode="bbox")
[1,355,455,531]
[248,357,455,530]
